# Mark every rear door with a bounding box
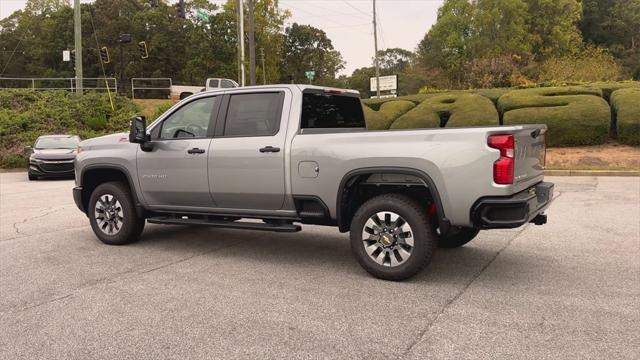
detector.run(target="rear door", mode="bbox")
[208,90,288,210]
[137,95,218,207]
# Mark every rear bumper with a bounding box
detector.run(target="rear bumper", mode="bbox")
[472,182,554,229]
[73,186,85,214]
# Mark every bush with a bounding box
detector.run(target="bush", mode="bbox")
[498,87,611,146]
[590,81,640,101]
[611,88,640,146]
[0,90,139,168]
[362,94,431,111]
[391,93,499,129]
[363,101,416,130]
[538,46,622,83]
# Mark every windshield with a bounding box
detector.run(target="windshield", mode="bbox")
[35,136,79,149]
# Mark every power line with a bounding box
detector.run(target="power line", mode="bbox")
[0,38,22,76]
[341,0,371,18]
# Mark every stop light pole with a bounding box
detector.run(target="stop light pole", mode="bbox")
[74,0,83,94]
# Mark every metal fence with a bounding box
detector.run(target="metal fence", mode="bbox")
[0,77,117,92]
[131,77,172,99]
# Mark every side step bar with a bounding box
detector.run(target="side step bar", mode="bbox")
[147,216,302,232]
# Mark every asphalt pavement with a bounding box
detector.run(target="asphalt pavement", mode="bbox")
[0,173,638,359]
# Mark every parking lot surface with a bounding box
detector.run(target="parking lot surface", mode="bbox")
[0,172,638,359]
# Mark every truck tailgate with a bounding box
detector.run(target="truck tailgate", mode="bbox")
[513,127,546,184]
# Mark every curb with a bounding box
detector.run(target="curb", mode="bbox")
[545,170,640,177]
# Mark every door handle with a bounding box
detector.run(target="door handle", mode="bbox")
[187,147,206,154]
[259,146,280,153]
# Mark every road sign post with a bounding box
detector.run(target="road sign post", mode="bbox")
[305,70,315,84]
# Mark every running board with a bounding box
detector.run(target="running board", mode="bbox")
[147,216,302,232]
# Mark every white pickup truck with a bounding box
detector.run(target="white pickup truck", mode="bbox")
[170,78,239,100]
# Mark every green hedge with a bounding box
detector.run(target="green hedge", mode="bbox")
[363,101,416,130]
[362,94,432,111]
[498,87,611,147]
[0,90,137,168]
[611,88,640,145]
[391,93,499,129]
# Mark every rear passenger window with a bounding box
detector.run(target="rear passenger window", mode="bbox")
[224,93,283,137]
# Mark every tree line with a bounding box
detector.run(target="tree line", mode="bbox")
[0,0,638,98]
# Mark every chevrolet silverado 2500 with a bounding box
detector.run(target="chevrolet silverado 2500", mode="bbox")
[73,85,554,280]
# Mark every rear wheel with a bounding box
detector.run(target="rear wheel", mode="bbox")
[437,227,480,248]
[88,182,145,245]
[350,194,436,281]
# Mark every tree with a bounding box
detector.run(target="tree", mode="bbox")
[376,48,413,75]
[279,23,344,84]
[580,0,640,78]
[527,0,583,59]
[471,0,532,58]
[417,0,474,86]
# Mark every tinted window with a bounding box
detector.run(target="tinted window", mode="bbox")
[208,79,219,88]
[160,97,215,139]
[224,93,282,136]
[301,92,365,129]
[35,136,79,149]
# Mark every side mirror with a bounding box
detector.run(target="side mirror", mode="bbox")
[129,116,147,144]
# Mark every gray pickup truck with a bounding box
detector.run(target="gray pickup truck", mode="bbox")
[73,85,553,280]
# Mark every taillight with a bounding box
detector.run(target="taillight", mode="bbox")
[488,134,514,185]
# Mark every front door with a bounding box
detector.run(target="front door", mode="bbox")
[209,91,288,210]
[137,96,218,207]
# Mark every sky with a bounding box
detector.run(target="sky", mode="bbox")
[0,0,444,75]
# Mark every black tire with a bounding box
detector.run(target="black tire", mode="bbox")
[437,227,480,248]
[88,182,145,245]
[28,173,37,181]
[350,194,436,281]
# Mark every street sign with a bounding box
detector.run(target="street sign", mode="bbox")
[62,50,70,62]
[196,9,209,21]
[305,71,315,81]
[370,75,398,92]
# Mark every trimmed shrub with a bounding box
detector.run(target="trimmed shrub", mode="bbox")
[611,88,640,146]
[391,93,499,129]
[471,88,511,104]
[498,87,611,147]
[591,81,640,101]
[362,94,431,111]
[0,90,139,168]
[363,101,416,130]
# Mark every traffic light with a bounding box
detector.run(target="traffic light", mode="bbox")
[70,50,76,67]
[100,46,110,64]
[138,41,148,59]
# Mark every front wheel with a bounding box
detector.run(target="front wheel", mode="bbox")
[88,182,145,245]
[350,194,436,281]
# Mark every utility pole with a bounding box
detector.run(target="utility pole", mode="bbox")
[260,47,266,85]
[236,0,245,86]
[248,0,256,86]
[373,0,380,98]
[73,0,83,94]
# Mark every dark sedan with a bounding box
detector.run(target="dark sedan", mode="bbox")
[27,135,81,180]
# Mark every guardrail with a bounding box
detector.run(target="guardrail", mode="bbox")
[0,77,117,92]
[131,77,172,99]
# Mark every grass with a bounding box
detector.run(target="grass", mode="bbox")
[391,93,499,129]
[498,87,611,147]
[610,88,640,146]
